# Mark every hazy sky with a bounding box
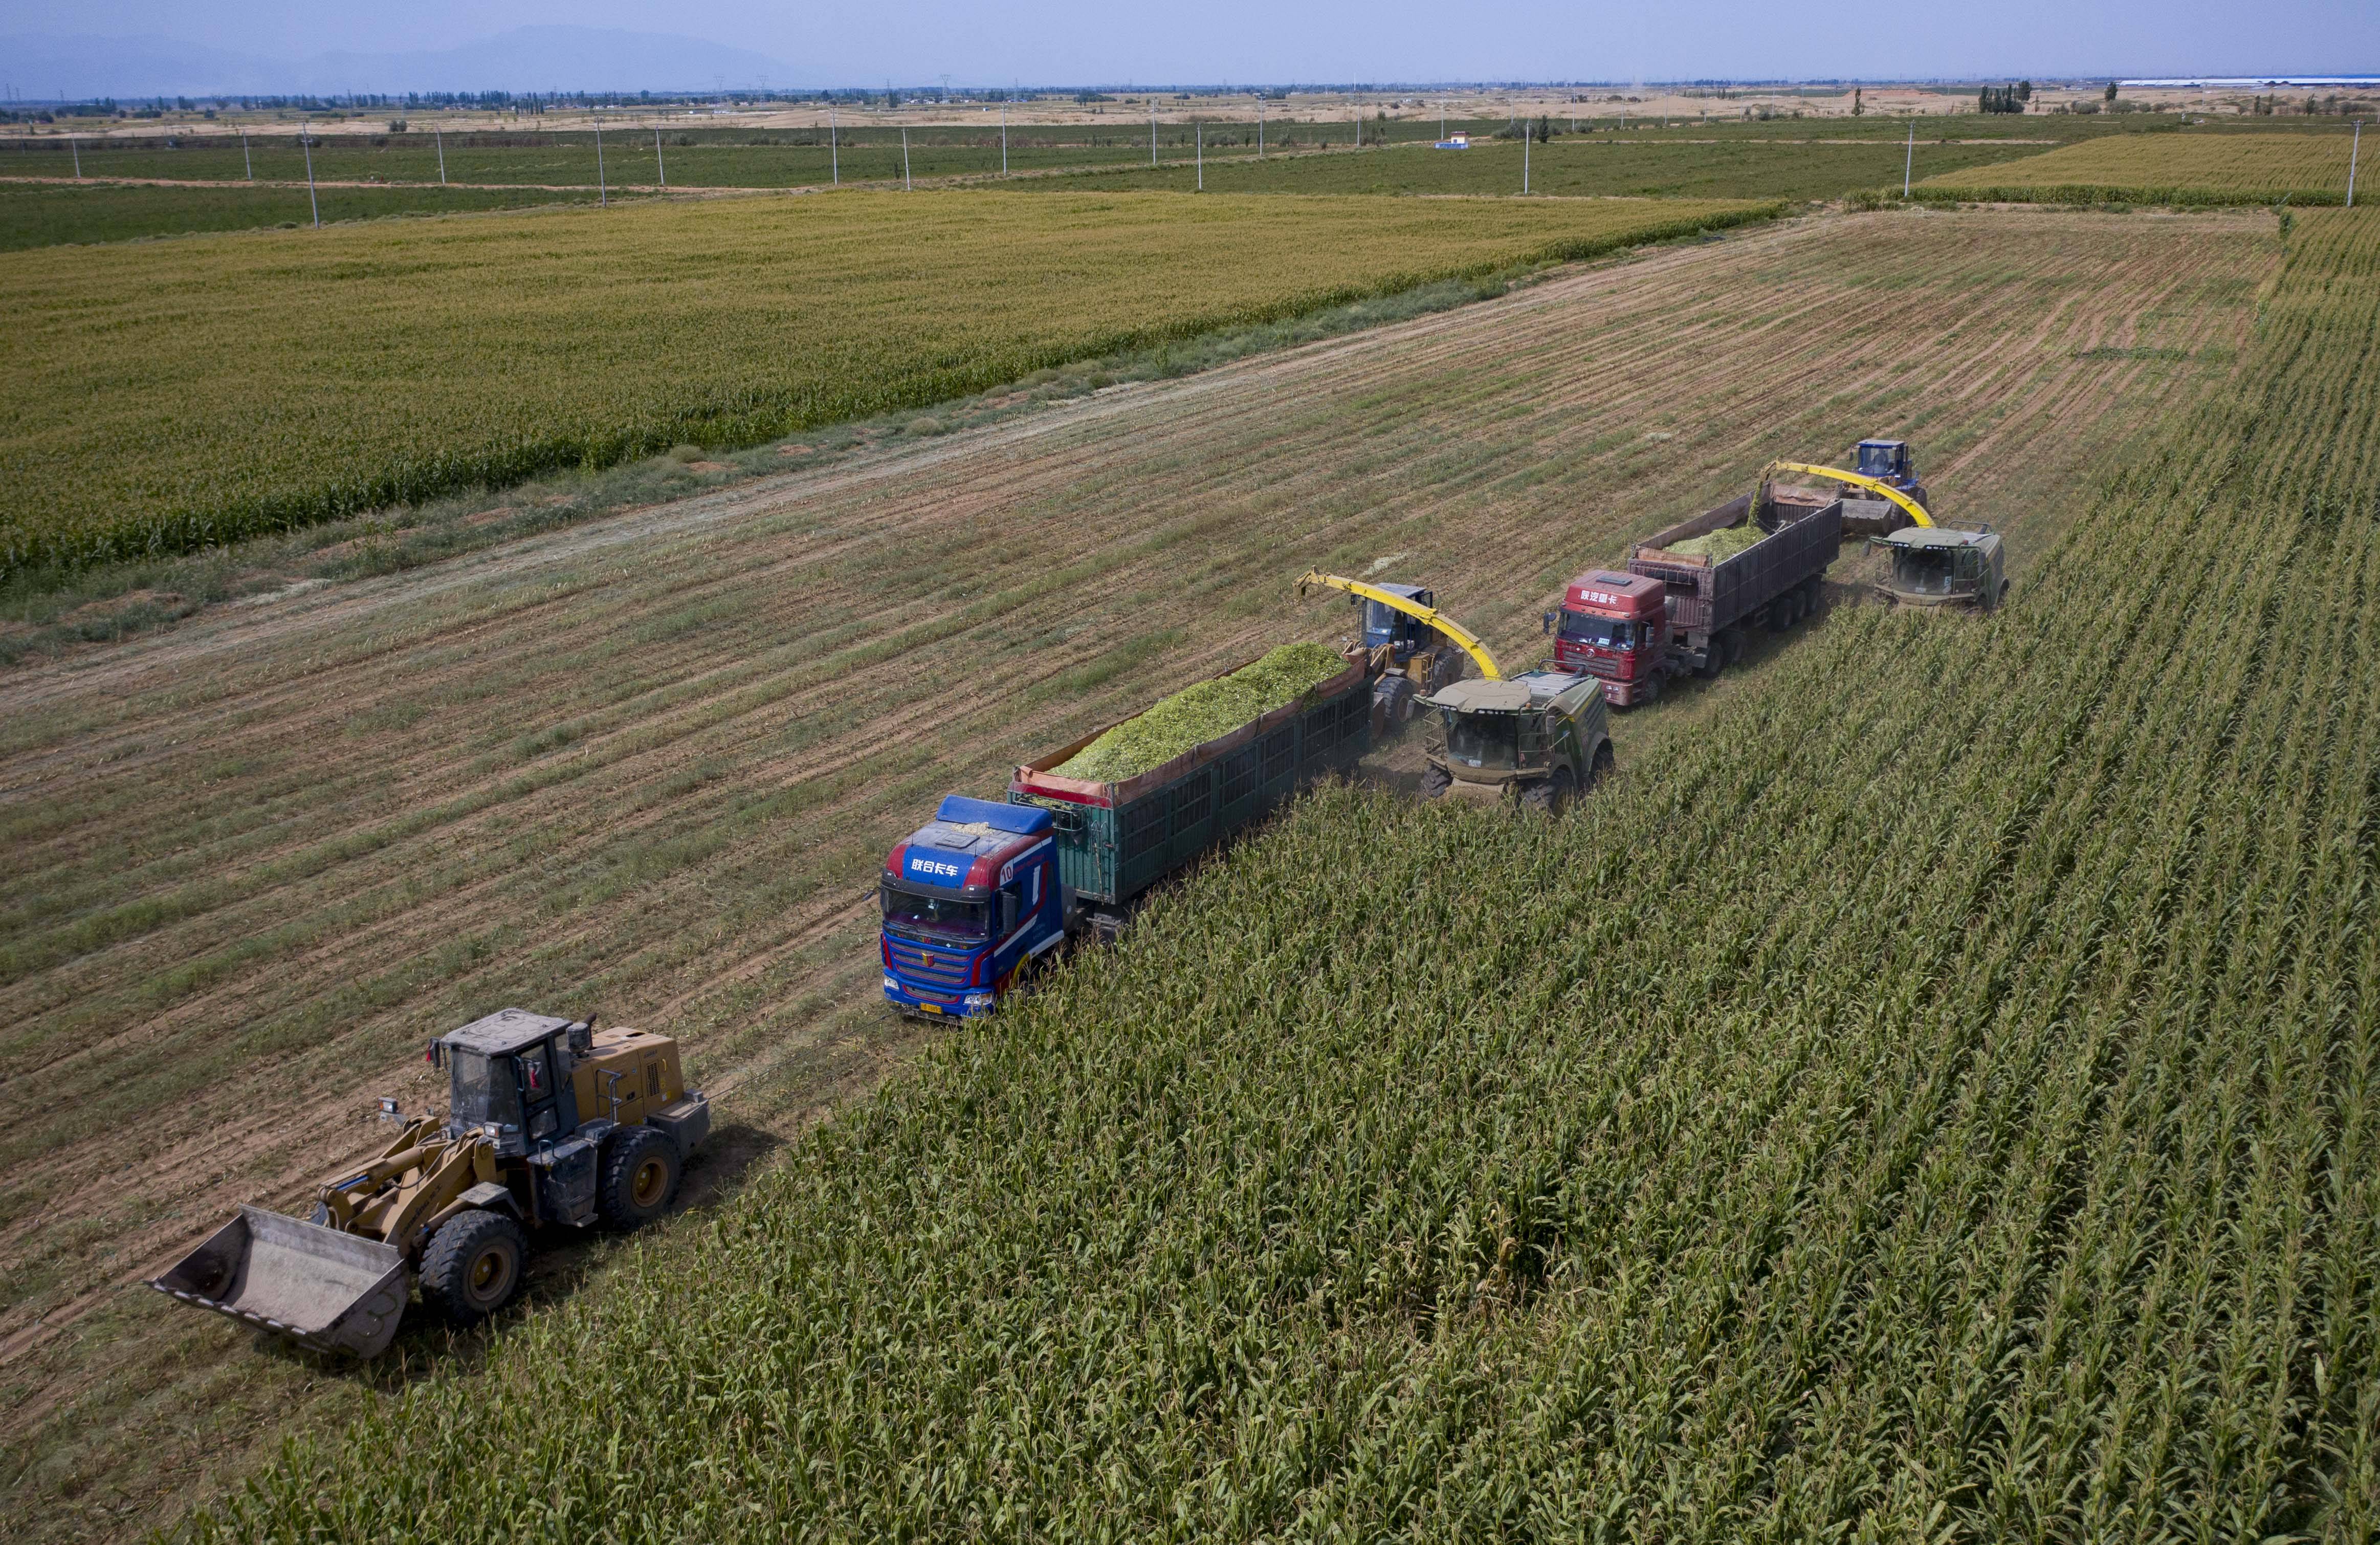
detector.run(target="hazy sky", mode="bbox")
[11,0,2375,83]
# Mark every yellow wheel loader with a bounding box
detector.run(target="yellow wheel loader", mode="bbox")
[151,1008,710,1359]
[1296,571,1504,734]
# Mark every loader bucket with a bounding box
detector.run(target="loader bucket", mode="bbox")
[150,1204,409,1359]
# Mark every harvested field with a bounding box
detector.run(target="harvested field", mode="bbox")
[0,190,1769,577]
[0,210,2272,1540]
[1919,128,2365,204]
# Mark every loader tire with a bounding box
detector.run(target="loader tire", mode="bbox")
[422,1209,526,1325]
[599,1125,680,1232]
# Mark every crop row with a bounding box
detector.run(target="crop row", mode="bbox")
[0,191,1774,581]
[196,212,2380,1538]
[1918,129,2366,204]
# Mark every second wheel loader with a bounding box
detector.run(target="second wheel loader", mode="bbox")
[1296,571,1501,733]
[151,1008,711,1359]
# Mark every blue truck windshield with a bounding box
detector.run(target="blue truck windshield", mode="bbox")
[881,881,989,943]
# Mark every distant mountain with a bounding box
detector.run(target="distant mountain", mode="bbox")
[0,26,803,100]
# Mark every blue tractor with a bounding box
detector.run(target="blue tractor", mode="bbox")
[1843,440,1933,536]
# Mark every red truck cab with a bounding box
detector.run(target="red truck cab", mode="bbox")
[1547,571,1669,707]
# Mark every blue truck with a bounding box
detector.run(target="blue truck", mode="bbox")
[879,654,1374,1018]
[878,795,1071,1019]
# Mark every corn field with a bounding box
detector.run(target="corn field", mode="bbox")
[1919,130,2364,205]
[0,191,1771,581]
[185,208,2380,1539]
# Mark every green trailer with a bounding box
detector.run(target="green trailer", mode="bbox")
[1009,655,1372,937]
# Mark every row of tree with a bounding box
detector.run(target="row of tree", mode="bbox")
[1978,82,2035,114]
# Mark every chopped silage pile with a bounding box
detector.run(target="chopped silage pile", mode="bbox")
[1662,524,1766,560]
[1054,642,1348,781]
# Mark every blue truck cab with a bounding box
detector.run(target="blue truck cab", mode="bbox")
[879,795,1070,1018]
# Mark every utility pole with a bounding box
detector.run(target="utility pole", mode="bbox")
[435,125,446,185]
[241,127,253,180]
[653,125,664,187]
[1001,100,1007,176]
[830,104,838,184]
[1151,96,1157,165]
[901,124,910,189]
[2351,121,2361,209]
[1902,118,1914,197]
[1523,120,1530,193]
[302,123,318,225]
[1196,120,1202,189]
[1259,95,1264,157]
[596,117,607,206]
[70,134,81,179]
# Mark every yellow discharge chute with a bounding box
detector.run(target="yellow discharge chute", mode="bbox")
[1295,572,1505,681]
[1764,461,1935,528]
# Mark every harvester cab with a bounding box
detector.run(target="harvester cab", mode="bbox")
[1872,525,2007,613]
[1420,670,1615,814]
[151,1008,711,1359]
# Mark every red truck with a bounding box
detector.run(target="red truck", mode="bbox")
[1548,486,1842,707]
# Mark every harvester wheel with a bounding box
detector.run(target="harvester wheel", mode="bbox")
[1585,742,1617,791]
[599,1126,681,1232]
[422,1209,526,1324]
[1524,767,1575,816]
[1420,765,1452,800]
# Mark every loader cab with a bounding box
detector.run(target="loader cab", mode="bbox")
[1855,439,1918,491]
[1872,526,2006,612]
[435,1008,584,1157]
[1356,583,1435,663]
